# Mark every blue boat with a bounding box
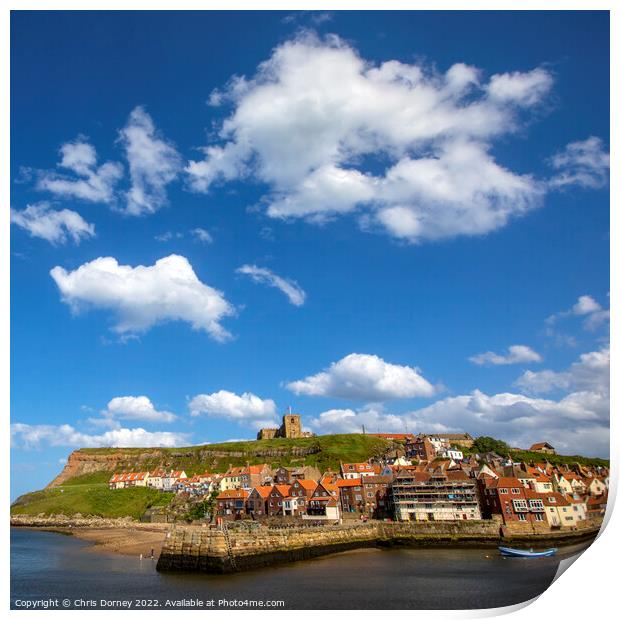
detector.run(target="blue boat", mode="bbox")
[499,546,557,558]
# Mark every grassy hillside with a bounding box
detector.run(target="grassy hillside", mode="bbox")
[11,434,393,518]
[507,448,609,468]
[76,434,394,478]
[11,484,173,519]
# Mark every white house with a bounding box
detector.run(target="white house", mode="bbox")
[162,470,186,491]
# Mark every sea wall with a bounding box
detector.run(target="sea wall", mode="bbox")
[156,521,506,573]
[156,523,379,573]
[156,520,601,574]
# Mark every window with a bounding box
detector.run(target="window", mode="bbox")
[513,500,528,512]
[499,489,508,494]
[534,513,544,521]
[548,497,556,503]
[511,488,521,494]
[518,514,527,521]
[529,499,544,511]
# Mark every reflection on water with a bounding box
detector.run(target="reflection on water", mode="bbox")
[11,528,589,610]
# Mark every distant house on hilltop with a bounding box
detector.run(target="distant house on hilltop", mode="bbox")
[530,442,556,454]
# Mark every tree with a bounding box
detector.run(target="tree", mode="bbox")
[473,436,510,457]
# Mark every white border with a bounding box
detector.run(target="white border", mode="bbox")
[3,2,615,619]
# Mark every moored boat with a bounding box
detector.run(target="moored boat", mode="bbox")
[498,546,557,558]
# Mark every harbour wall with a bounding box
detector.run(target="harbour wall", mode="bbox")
[158,520,601,574]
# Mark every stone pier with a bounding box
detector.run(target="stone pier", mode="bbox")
[156,520,601,574]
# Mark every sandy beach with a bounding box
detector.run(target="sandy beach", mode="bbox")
[11,516,170,558]
[70,527,168,558]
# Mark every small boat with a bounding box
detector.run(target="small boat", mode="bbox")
[498,546,557,558]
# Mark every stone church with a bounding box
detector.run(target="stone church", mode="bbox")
[256,412,315,440]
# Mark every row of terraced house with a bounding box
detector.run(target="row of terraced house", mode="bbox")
[108,440,608,532]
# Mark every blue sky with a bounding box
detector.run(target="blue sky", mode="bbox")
[10,11,609,498]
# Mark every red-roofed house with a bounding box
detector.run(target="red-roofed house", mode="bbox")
[240,464,273,489]
[266,485,291,516]
[479,476,549,526]
[529,442,556,454]
[246,485,273,517]
[341,462,377,479]
[337,478,364,513]
[216,489,249,520]
[109,471,150,489]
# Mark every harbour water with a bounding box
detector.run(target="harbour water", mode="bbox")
[10,528,590,610]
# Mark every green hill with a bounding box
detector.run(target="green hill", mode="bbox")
[11,434,395,518]
[10,485,174,519]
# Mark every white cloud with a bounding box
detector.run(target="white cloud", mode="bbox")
[11,423,188,449]
[102,396,176,423]
[37,139,123,203]
[50,254,234,341]
[572,295,602,315]
[545,294,610,332]
[189,390,278,429]
[236,264,306,306]
[486,68,553,106]
[118,106,183,215]
[308,404,442,436]
[306,346,609,457]
[191,228,214,243]
[154,231,184,242]
[186,33,552,242]
[10,202,95,245]
[469,344,542,366]
[515,346,609,395]
[548,137,610,189]
[286,353,436,401]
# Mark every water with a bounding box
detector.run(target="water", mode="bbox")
[11,528,589,610]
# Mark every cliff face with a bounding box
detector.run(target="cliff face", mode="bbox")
[47,449,167,487]
[47,444,323,488]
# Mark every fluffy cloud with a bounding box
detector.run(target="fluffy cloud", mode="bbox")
[545,294,610,331]
[486,68,553,106]
[469,344,542,366]
[50,254,234,341]
[189,390,278,429]
[10,202,95,245]
[515,346,609,395]
[286,353,436,401]
[307,346,609,457]
[11,423,188,449]
[236,264,306,306]
[102,396,176,423]
[37,139,123,203]
[186,33,553,242]
[548,137,610,189]
[118,107,183,215]
[308,404,444,436]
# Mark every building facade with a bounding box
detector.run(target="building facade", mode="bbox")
[392,469,481,521]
